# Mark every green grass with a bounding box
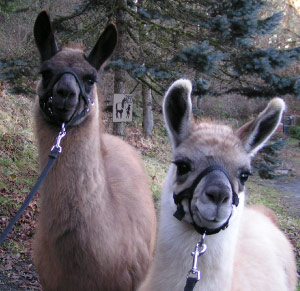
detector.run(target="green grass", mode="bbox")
[0,90,38,189]
[0,88,38,254]
[143,155,169,205]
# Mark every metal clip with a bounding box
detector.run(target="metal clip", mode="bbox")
[88,98,95,106]
[51,123,66,153]
[187,233,207,281]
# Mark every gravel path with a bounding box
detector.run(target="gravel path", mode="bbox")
[271,180,300,218]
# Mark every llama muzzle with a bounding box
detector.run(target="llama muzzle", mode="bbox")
[40,69,92,125]
[173,164,239,235]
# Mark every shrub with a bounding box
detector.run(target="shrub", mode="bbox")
[289,126,300,140]
[254,135,288,179]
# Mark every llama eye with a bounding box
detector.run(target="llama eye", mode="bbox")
[87,79,95,86]
[174,161,191,176]
[84,77,97,93]
[239,172,251,184]
[84,74,97,87]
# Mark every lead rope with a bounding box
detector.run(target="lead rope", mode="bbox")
[0,123,67,245]
[184,232,207,291]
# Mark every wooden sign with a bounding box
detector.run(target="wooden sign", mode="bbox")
[113,94,133,122]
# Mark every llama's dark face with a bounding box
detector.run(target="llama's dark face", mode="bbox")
[34,11,117,124]
[38,49,98,123]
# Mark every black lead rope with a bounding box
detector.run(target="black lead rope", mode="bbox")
[184,277,198,291]
[0,70,91,246]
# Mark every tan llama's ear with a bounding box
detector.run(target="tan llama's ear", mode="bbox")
[87,23,118,71]
[34,10,58,62]
[236,98,285,157]
[163,79,193,148]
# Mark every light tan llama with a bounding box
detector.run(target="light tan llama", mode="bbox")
[33,11,156,291]
[140,79,297,291]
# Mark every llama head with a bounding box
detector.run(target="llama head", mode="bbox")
[163,79,285,234]
[34,11,117,124]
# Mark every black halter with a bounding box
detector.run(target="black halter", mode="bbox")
[173,165,239,235]
[39,69,92,128]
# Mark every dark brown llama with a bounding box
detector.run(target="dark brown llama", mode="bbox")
[33,11,156,291]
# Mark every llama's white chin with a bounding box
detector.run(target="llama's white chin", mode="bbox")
[193,203,232,229]
[193,207,232,230]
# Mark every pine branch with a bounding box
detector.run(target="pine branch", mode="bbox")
[52,2,92,28]
[136,76,163,96]
[122,4,196,38]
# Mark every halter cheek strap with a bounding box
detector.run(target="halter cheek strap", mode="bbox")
[173,165,239,235]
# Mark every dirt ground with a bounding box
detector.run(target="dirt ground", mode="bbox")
[273,139,300,219]
[266,179,300,218]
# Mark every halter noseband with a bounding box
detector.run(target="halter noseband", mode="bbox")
[173,165,239,235]
[39,69,92,128]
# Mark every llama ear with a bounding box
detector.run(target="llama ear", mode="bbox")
[87,23,118,71]
[34,10,58,62]
[236,98,285,157]
[163,79,193,148]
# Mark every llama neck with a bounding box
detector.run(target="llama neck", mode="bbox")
[158,166,244,291]
[34,101,108,223]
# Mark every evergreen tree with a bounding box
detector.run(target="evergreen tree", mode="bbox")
[2,0,300,136]
[105,0,300,99]
[256,137,288,179]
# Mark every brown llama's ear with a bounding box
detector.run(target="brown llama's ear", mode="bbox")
[163,79,193,148]
[34,10,58,62]
[236,98,285,157]
[87,23,118,71]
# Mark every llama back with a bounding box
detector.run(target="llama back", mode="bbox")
[233,207,297,291]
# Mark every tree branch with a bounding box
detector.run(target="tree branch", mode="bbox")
[136,76,163,96]
[52,2,91,28]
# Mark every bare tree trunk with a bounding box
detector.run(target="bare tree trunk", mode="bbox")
[136,0,153,136]
[193,71,200,111]
[142,79,154,136]
[192,95,198,109]
[113,0,127,137]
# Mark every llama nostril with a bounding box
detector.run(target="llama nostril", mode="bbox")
[205,186,230,205]
[221,196,230,204]
[206,192,216,203]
